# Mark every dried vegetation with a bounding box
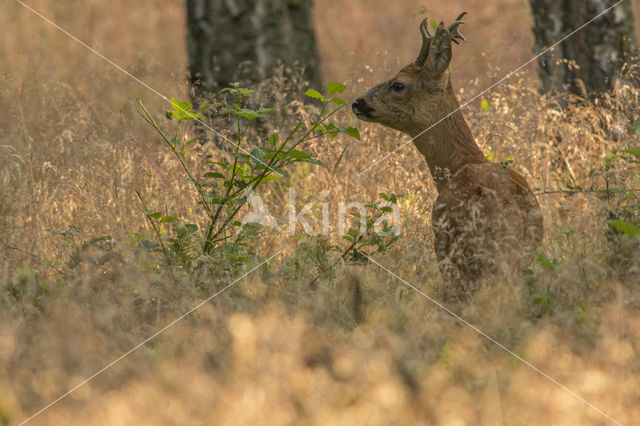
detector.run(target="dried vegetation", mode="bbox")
[1,1,640,425]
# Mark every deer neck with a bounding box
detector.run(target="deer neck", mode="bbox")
[410,80,486,192]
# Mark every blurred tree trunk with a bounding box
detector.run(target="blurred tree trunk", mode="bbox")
[529,0,637,97]
[186,0,321,96]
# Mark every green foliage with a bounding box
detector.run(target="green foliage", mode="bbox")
[533,251,562,273]
[544,147,640,274]
[608,220,640,237]
[4,266,45,309]
[531,284,556,316]
[137,81,360,267]
[220,105,275,121]
[597,150,640,255]
[167,98,205,121]
[341,193,403,263]
[524,251,562,317]
[326,82,346,95]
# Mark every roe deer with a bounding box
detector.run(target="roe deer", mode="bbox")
[352,13,543,294]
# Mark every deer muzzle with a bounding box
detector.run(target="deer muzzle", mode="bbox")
[352,97,375,120]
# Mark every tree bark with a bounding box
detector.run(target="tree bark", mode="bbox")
[186,0,321,95]
[529,0,637,97]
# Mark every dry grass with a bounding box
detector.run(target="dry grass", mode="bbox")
[2,1,640,425]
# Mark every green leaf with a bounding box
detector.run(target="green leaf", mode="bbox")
[206,194,232,205]
[286,149,323,166]
[220,108,238,116]
[223,107,274,121]
[220,82,240,92]
[238,88,255,96]
[258,174,280,182]
[621,148,640,156]
[250,147,268,163]
[389,193,403,203]
[203,172,226,179]
[608,220,640,237]
[205,161,229,169]
[233,197,247,206]
[265,164,285,174]
[323,122,340,138]
[288,150,313,160]
[160,216,178,223]
[481,99,491,111]
[269,133,279,147]
[533,251,561,272]
[170,98,204,121]
[255,107,275,116]
[305,158,324,166]
[236,109,257,120]
[149,212,162,219]
[171,98,192,115]
[220,83,256,97]
[327,82,346,95]
[346,127,360,140]
[329,97,347,106]
[304,89,325,102]
[198,100,210,111]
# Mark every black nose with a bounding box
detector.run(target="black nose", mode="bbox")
[352,97,373,113]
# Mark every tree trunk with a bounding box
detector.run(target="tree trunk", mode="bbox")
[186,0,321,95]
[529,0,637,97]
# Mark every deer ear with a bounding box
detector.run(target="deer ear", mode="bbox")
[424,22,452,76]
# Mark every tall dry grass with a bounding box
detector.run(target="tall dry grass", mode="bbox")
[2,1,640,425]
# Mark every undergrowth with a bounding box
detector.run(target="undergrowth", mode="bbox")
[1,53,640,426]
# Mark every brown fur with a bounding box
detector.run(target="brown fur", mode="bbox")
[353,15,543,294]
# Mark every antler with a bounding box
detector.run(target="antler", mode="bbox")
[415,12,467,67]
[415,17,434,67]
[448,12,467,44]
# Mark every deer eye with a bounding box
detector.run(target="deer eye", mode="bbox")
[392,81,405,92]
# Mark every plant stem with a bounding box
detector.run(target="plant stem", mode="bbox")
[203,115,243,253]
[137,100,213,219]
[136,190,170,263]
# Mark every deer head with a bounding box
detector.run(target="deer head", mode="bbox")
[352,12,468,137]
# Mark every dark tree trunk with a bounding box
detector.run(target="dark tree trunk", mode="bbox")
[529,0,637,97]
[186,0,321,95]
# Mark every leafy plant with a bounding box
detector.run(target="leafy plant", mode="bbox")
[540,147,640,273]
[341,193,403,263]
[524,251,562,317]
[137,82,360,266]
[284,192,404,287]
[592,150,640,245]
